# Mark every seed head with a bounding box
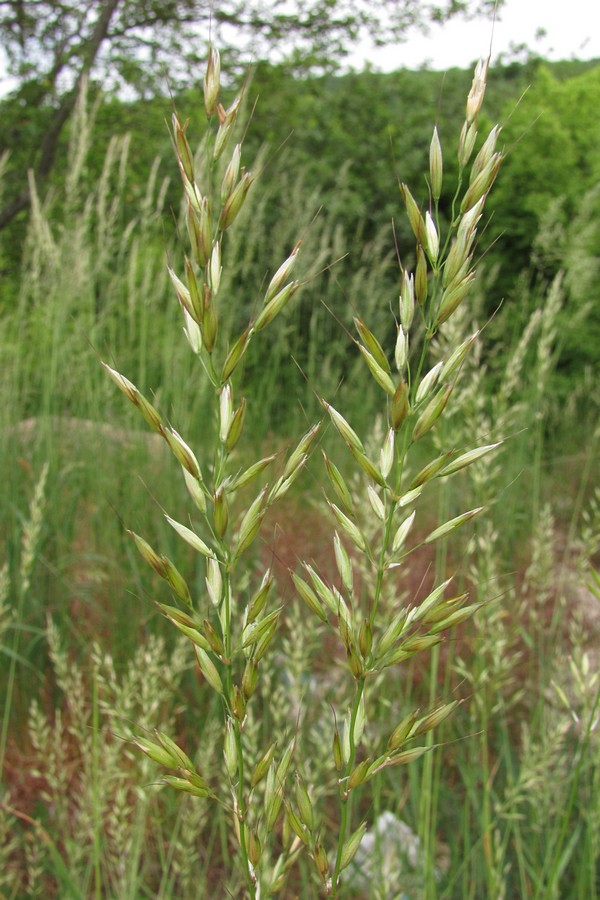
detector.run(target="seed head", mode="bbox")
[222,326,252,382]
[293,572,328,622]
[182,308,202,353]
[219,384,233,443]
[195,646,223,694]
[226,399,247,452]
[415,361,443,404]
[198,197,212,266]
[251,741,278,788]
[466,58,488,124]
[204,46,221,116]
[284,423,322,480]
[415,244,428,305]
[347,758,372,790]
[439,329,479,381]
[391,380,409,431]
[165,514,213,558]
[332,724,344,771]
[399,270,415,331]
[221,144,241,203]
[429,126,443,201]
[392,510,416,554]
[219,170,254,230]
[470,125,501,184]
[387,710,420,751]
[265,242,301,303]
[339,822,368,871]
[242,657,259,699]
[206,556,222,606]
[354,316,390,373]
[333,532,354,595]
[412,385,452,441]
[324,403,365,455]
[435,273,475,327]
[212,485,229,538]
[313,843,329,880]
[425,212,439,263]
[172,112,194,183]
[231,684,246,720]
[394,324,408,373]
[458,120,478,169]
[358,344,395,395]
[209,241,222,294]
[246,569,273,623]
[183,467,207,514]
[224,718,238,778]
[400,183,426,244]
[234,486,267,556]
[359,618,373,659]
[248,830,262,868]
[254,280,299,332]
[295,774,315,830]
[424,507,484,544]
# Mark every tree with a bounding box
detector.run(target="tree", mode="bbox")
[486,63,600,270]
[0,0,501,230]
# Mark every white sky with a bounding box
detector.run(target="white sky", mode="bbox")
[347,0,600,70]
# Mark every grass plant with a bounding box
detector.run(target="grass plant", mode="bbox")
[100,50,513,897]
[0,45,598,900]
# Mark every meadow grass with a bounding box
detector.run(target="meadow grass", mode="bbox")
[0,51,598,899]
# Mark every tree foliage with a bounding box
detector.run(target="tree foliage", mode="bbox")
[0,0,501,229]
[487,64,600,267]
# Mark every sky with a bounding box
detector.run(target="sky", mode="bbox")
[347,0,600,71]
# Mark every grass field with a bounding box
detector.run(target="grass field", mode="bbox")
[1,57,599,898]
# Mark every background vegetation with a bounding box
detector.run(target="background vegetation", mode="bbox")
[0,30,599,898]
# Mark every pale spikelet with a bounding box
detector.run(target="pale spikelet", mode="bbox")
[204,46,221,116]
[219,383,234,442]
[209,240,222,293]
[20,463,49,598]
[400,183,426,244]
[265,242,301,303]
[391,510,416,554]
[254,279,300,332]
[466,58,488,123]
[458,120,478,169]
[164,514,215,558]
[425,212,439,263]
[395,325,408,373]
[221,143,241,201]
[412,385,452,441]
[219,170,254,228]
[399,270,415,331]
[182,306,202,353]
[415,361,443,404]
[424,507,483,544]
[324,403,365,454]
[379,428,394,479]
[429,126,443,202]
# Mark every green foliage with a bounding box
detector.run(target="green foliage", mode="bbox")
[487,64,600,268]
